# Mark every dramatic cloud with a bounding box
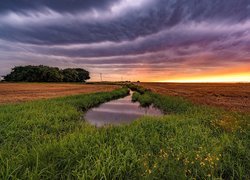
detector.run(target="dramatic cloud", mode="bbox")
[0,0,250,81]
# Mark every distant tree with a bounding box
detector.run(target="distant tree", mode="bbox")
[62,69,79,82]
[42,66,63,82]
[74,68,90,82]
[4,65,90,82]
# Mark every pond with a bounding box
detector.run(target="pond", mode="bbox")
[84,91,163,127]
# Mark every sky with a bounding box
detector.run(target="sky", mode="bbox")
[0,0,250,82]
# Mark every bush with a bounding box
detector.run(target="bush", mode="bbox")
[126,84,150,94]
[132,92,140,102]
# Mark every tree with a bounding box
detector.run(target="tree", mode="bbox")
[74,68,90,82]
[62,69,79,82]
[4,65,90,82]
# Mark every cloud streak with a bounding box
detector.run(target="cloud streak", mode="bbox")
[0,0,249,81]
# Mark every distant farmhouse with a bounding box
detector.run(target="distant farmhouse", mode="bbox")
[0,76,4,81]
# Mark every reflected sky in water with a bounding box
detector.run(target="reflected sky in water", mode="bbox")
[85,92,162,127]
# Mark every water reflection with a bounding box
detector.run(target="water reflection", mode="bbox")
[84,91,163,127]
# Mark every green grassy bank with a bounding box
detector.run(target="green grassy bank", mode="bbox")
[131,85,250,179]
[0,86,249,179]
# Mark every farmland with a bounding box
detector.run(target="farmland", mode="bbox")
[139,83,250,112]
[0,83,249,179]
[0,83,119,104]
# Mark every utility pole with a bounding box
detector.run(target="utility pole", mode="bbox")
[0,75,4,81]
[100,73,102,81]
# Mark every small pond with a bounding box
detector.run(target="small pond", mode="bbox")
[84,91,163,127]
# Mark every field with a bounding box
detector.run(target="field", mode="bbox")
[139,83,250,112]
[0,83,119,104]
[0,84,249,179]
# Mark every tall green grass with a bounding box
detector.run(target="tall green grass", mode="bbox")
[0,88,129,179]
[131,86,250,179]
[0,86,249,179]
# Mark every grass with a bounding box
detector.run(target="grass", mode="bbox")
[0,85,249,179]
[0,88,129,179]
[131,87,250,179]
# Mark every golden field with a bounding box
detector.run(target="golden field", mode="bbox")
[0,83,119,104]
[139,82,250,112]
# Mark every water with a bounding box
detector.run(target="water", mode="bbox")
[84,91,163,127]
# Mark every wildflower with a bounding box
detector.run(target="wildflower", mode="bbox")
[200,162,205,166]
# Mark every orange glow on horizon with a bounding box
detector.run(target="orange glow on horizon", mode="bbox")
[159,72,250,83]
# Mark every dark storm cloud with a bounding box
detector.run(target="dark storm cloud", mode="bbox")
[0,0,119,13]
[0,0,249,44]
[0,0,250,80]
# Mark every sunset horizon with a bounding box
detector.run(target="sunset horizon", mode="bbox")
[0,0,250,82]
[0,1,249,178]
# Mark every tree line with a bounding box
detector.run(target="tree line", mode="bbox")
[4,65,90,82]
